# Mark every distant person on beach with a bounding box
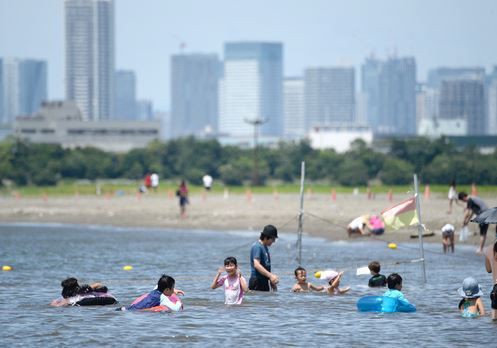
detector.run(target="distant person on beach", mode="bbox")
[383,273,412,306]
[368,215,385,236]
[458,277,485,318]
[441,223,455,254]
[176,180,189,217]
[458,192,495,254]
[291,266,324,292]
[150,172,159,192]
[249,225,279,292]
[485,240,497,320]
[211,256,248,305]
[144,173,152,190]
[347,216,368,237]
[447,180,460,214]
[368,261,387,287]
[202,174,213,191]
[322,270,350,295]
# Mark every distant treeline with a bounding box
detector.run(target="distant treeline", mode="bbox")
[1,137,496,187]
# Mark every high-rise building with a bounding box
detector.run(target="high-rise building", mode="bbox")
[170,53,220,137]
[427,67,485,89]
[114,70,136,120]
[361,56,417,135]
[439,79,485,135]
[220,42,283,137]
[283,77,305,138]
[19,60,47,115]
[304,67,355,131]
[65,0,114,121]
[0,58,47,126]
[488,67,497,135]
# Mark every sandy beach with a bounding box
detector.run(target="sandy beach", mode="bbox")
[1,190,495,246]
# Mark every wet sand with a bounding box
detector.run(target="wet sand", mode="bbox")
[0,191,495,246]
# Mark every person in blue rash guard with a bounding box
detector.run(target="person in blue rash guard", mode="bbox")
[383,273,411,307]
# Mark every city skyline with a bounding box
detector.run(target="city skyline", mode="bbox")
[1,0,496,111]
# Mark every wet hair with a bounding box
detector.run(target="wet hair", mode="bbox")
[294,266,306,277]
[157,274,175,292]
[224,256,238,266]
[61,277,92,298]
[458,192,468,201]
[387,273,403,289]
[368,261,381,273]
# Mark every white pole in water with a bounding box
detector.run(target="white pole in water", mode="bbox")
[297,161,305,265]
[413,173,427,283]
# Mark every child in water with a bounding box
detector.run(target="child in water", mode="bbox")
[368,261,387,287]
[211,256,248,305]
[383,273,412,306]
[291,266,324,292]
[458,277,485,318]
[441,223,455,254]
[50,277,111,307]
[321,270,350,295]
[122,274,183,311]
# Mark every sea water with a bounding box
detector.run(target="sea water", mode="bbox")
[0,223,496,346]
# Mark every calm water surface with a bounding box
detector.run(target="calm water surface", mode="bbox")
[1,223,496,347]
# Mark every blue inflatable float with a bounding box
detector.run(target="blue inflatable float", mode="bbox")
[356,296,416,313]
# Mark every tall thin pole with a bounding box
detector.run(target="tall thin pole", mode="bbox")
[297,161,305,265]
[413,173,427,283]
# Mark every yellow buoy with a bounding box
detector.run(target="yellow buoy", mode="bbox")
[314,271,322,279]
[122,265,133,271]
[2,265,13,271]
[388,243,397,250]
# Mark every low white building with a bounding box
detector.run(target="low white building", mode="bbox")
[418,118,467,138]
[14,101,161,152]
[308,124,373,152]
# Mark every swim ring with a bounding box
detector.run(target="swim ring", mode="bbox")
[128,293,183,312]
[356,295,416,313]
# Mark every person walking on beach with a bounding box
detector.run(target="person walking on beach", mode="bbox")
[447,180,460,214]
[176,180,189,218]
[458,192,495,254]
[150,172,159,192]
[249,225,279,292]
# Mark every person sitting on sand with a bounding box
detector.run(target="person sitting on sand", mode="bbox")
[291,266,324,292]
[321,270,350,295]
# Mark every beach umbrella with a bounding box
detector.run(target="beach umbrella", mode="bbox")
[470,207,497,224]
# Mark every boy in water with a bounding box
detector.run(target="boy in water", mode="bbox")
[291,266,324,292]
[383,273,411,305]
[368,261,386,287]
[211,256,248,305]
[441,223,455,254]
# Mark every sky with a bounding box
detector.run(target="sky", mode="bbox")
[1,0,496,111]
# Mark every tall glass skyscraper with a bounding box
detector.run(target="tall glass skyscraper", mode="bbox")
[0,58,47,126]
[304,67,355,131]
[65,0,114,120]
[361,56,416,135]
[114,70,136,120]
[170,53,220,137]
[220,42,283,137]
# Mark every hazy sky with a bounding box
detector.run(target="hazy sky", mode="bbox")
[1,0,496,111]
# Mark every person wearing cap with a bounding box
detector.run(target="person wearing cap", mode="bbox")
[249,225,279,291]
[458,277,485,318]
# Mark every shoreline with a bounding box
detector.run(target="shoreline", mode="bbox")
[0,192,493,246]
